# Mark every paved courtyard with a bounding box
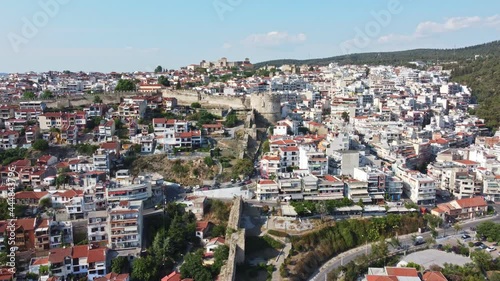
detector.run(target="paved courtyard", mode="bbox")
[398,249,472,269]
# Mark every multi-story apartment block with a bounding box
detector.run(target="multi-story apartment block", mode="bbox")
[345,179,372,204]
[256,179,279,201]
[279,146,299,171]
[84,104,108,118]
[395,166,436,205]
[93,148,111,173]
[106,173,152,202]
[0,130,19,149]
[96,120,115,142]
[34,219,50,251]
[353,167,386,204]
[48,245,108,280]
[49,221,73,249]
[0,105,15,121]
[385,176,403,201]
[37,111,86,131]
[260,154,280,178]
[317,175,345,200]
[108,201,143,250]
[25,125,40,144]
[278,174,303,200]
[88,210,108,246]
[117,99,147,119]
[19,101,46,111]
[299,146,328,176]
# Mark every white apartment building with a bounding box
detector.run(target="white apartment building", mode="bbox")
[93,148,111,173]
[396,166,436,205]
[256,179,279,201]
[88,210,108,245]
[299,146,328,176]
[108,201,143,250]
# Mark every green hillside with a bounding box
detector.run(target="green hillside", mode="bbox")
[253,40,500,68]
[450,55,500,129]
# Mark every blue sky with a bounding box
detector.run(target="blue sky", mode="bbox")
[0,0,499,72]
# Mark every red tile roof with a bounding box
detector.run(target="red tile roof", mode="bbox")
[455,197,487,208]
[454,159,479,165]
[48,247,72,263]
[259,179,276,185]
[72,245,89,259]
[15,218,36,231]
[196,221,210,232]
[161,271,181,281]
[423,271,448,281]
[95,273,130,281]
[32,257,49,266]
[385,267,419,277]
[88,247,106,263]
[366,276,398,281]
[15,191,48,200]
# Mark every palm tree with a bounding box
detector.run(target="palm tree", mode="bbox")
[453,223,462,234]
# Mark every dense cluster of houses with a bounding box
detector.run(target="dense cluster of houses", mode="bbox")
[254,63,497,224]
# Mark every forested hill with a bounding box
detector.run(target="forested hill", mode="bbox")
[450,54,500,129]
[254,40,500,68]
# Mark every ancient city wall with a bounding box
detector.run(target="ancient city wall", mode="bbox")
[219,196,245,281]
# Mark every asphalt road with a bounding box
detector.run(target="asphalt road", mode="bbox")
[309,214,500,281]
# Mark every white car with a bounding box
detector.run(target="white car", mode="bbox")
[487,246,496,252]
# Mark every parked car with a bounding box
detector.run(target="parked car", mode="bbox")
[462,234,471,240]
[479,244,488,250]
[473,241,483,247]
[487,246,496,252]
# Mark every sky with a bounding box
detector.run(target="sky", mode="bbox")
[0,0,499,73]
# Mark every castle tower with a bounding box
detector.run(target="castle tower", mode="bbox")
[249,92,281,125]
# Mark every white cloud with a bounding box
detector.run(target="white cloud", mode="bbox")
[222,42,232,49]
[242,31,306,47]
[377,15,500,44]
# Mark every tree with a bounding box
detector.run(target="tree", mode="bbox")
[158,75,170,86]
[176,81,181,90]
[56,174,70,187]
[39,198,52,209]
[232,158,254,178]
[32,139,49,151]
[131,256,158,281]
[115,79,136,91]
[111,256,130,274]
[155,65,163,73]
[93,95,102,104]
[191,102,201,109]
[341,111,350,123]
[405,262,422,271]
[211,224,226,237]
[471,250,492,271]
[224,112,238,128]
[180,250,212,281]
[453,223,462,234]
[262,140,270,153]
[23,91,36,99]
[204,156,214,167]
[40,90,54,99]
[212,245,229,275]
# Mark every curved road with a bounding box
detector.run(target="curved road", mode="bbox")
[309,215,500,281]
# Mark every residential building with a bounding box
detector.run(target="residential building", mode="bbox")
[108,201,143,250]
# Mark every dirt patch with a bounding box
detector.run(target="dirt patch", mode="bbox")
[130,154,218,186]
